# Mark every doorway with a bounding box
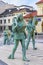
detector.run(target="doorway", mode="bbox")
[42,22,43,32]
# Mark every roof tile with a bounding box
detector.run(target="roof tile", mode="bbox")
[36,0,43,4]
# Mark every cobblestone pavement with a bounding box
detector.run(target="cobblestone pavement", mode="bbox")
[0,42,43,65]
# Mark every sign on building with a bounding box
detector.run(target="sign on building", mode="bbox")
[37,18,41,21]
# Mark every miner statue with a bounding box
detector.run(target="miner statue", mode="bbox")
[8,14,29,61]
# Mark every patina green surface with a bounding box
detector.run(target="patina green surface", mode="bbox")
[4,27,11,45]
[8,14,29,61]
[26,16,38,50]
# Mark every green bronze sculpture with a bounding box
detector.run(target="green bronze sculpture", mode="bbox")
[26,15,38,50]
[4,27,11,45]
[8,14,29,61]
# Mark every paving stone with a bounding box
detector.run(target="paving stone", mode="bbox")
[0,43,43,65]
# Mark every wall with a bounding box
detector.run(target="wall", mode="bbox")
[36,3,43,15]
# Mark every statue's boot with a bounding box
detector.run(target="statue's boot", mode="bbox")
[23,57,30,62]
[32,39,37,50]
[33,43,37,50]
[8,41,19,59]
[8,54,14,59]
[8,54,11,59]
[22,43,30,62]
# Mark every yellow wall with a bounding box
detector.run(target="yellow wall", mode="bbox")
[36,3,43,15]
[36,3,43,33]
[36,22,42,33]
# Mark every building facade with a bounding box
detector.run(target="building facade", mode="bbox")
[36,0,43,33]
[0,5,34,32]
[0,16,14,32]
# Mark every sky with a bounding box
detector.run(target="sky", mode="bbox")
[2,0,39,9]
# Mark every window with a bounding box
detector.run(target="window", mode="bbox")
[9,26,12,31]
[4,26,6,30]
[0,26,2,31]
[8,19,10,23]
[0,20,2,24]
[4,19,6,24]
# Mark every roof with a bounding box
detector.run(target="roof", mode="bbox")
[24,11,37,18]
[0,1,33,15]
[36,0,43,4]
[0,8,18,17]
[19,8,33,12]
[0,1,15,14]
[0,7,35,17]
[15,5,33,8]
